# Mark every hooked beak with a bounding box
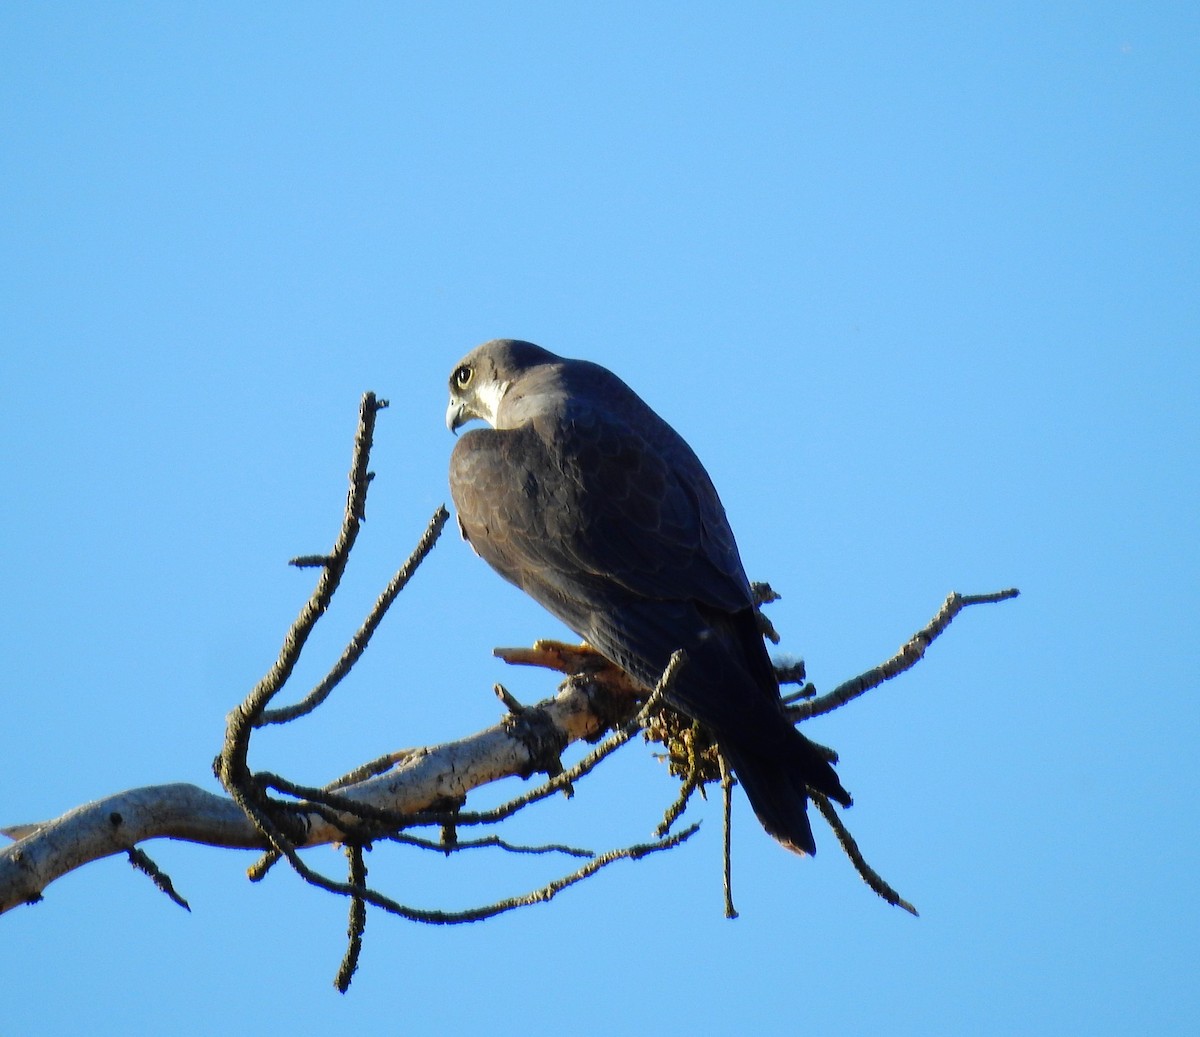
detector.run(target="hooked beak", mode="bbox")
[446,397,471,434]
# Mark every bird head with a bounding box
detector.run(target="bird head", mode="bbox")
[445,339,559,433]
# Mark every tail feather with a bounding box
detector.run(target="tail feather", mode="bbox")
[722,726,852,857]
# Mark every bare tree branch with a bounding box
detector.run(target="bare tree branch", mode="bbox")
[792,588,1020,721]
[0,388,1019,995]
[0,671,638,914]
[0,585,1017,917]
[261,504,449,727]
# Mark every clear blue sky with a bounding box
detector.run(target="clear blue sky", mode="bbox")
[2,4,1196,1034]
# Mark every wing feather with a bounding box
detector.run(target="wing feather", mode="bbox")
[449,397,751,625]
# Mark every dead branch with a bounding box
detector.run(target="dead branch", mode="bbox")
[0,669,639,914]
[792,588,1020,721]
[0,388,1018,996]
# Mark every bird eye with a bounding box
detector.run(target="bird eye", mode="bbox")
[453,365,473,390]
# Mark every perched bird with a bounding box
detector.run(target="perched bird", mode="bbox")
[445,339,851,855]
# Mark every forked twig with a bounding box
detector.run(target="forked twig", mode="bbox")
[216,392,392,812]
[261,506,449,726]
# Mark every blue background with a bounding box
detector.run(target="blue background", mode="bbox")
[2,4,1196,1034]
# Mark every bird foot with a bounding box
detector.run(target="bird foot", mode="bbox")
[494,640,641,692]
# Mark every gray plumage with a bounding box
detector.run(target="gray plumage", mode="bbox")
[446,339,850,855]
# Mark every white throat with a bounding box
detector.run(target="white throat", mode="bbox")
[475,379,512,426]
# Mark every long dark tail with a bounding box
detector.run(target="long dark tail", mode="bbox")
[721,725,852,857]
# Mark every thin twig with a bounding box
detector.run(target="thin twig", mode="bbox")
[240,805,698,927]
[811,792,918,916]
[246,850,280,883]
[656,766,702,838]
[719,752,737,919]
[656,718,704,837]
[793,588,1019,720]
[247,749,421,880]
[382,831,595,859]
[326,750,421,791]
[127,847,190,911]
[334,844,367,993]
[255,772,412,831]
[216,392,387,805]
[216,393,389,886]
[494,683,525,715]
[260,504,450,726]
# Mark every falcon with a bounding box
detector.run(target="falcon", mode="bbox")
[445,339,851,855]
